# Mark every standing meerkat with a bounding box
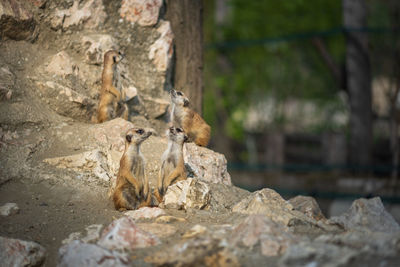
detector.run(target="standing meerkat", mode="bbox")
[113,128,152,211]
[170,89,211,147]
[154,126,188,203]
[97,50,129,123]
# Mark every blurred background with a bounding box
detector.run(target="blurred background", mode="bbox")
[202,0,400,218]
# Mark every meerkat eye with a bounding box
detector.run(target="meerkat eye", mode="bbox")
[176,128,183,133]
[136,129,144,135]
[177,92,183,96]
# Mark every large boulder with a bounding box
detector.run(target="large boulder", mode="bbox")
[328,197,400,233]
[0,236,46,267]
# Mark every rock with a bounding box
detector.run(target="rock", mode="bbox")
[44,149,112,182]
[36,81,95,121]
[58,240,129,267]
[145,236,237,267]
[82,224,103,243]
[123,86,137,101]
[182,224,208,238]
[120,0,163,26]
[155,215,186,223]
[328,197,400,233]
[45,51,77,77]
[98,217,160,250]
[149,20,174,72]
[184,143,232,185]
[230,215,299,257]
[279,241,358,267]
[50,0,106,30]
[316,230,400,257]
[0,66,15,95]
[62,232,82,245]
[142,96,170,119]
[232,188,295,225]
[208,183,250,211]
[163,178,211,210]
[136,223,177,238]
[0,202,19,216]
[0,0,37,41]
[81,34,118,65]
[124,207,166,220]
[0,236,46,267]
[288,195,326,221]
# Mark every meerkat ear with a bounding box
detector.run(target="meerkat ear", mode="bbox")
[113,56,117,63]
[126,134,132,143]
[183,98,189,107]
[184,135,189,142]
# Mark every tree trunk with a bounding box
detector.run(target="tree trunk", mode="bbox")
[165,0,204,114]
[343,0,372,171]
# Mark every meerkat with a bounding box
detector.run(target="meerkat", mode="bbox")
[154,126,188,203]
[113,128,152,211]
[170,89,211,147]
[97,50,129,123]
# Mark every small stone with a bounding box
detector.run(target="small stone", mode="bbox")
[62,232,81,245]
[0,236,46,267]
[0,203,19,216]
[155,215,187,223]
[288,195,326,221]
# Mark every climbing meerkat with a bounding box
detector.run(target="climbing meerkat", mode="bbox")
[113,128,152,211]
[170,89,211,147]
[154,126,188,203]
[97,50,129,123]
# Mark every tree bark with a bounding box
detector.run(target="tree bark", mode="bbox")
[343,0,372,170]
[165,0,204,114]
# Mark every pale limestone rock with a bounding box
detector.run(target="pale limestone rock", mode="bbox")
[45,51,77,77]
[0,203,19,216]
[232,215,300,257]
[328,197,400,233]
[51,0,106,30]
[123,86,137,101]
[120,0,163,26]
[232,188,295,225]
[0,236,46,267]
[288,195,326,221]
[98,217,160,250]
[81,34,118,65]
[163,178,211,210]
[58,240,129,267]
[136,223,177,238]
[184,143,232,185]
[124,207,166,220]
[149,20,174,72]
[142,96,170,119]
[182,224,208,238]
[43,149,111,182]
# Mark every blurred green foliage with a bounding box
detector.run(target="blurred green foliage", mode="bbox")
[203,0,350,140]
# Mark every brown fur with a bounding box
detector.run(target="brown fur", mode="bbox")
[97,50,129,123]
[113,128,152,211]
[154,127,188,203]
[170,89,211,147]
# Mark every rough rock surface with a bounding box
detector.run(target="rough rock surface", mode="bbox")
[124,207,166,221]
[288,195,326,221]
[58,240,129,267]
[97,216,160,250]
[0,236,46,267]
[163,178,211,210]
[149,20,174,72]
[0,202,19,216]
[120,0,163,26]
[329,197,400,233]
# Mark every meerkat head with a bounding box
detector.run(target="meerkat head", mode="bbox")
[167,126,188,144]
[125,128,152,146]
[104,50,124,65]
[170,89,189,107]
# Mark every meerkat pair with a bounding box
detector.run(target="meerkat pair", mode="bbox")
[97,50,129,123]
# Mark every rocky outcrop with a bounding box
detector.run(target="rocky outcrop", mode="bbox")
[149,20,174,72]
[0,236,46,267]
[120,0,163,26]
[328,197,400,233]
